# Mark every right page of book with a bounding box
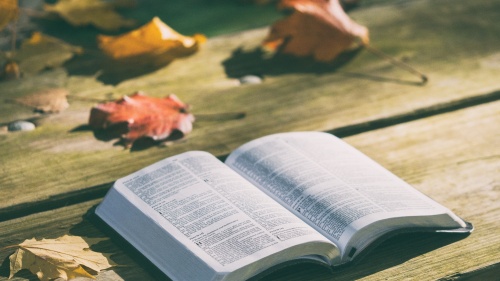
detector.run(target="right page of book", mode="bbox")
[225,132,467,262]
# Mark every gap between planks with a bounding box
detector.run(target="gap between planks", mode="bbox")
[0,89,499,222]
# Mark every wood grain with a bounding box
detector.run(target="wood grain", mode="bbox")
[0,100,498,281]
[1,0,500,216]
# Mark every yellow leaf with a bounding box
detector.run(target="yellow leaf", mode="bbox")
[44,0,135,31]
[0,0,18,31]
[98,16,206,63]
[8,235,115,281]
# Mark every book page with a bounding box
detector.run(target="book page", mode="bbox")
[225,132,465,258]
[112,151,338,273]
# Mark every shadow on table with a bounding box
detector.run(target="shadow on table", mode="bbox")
[0,261,37,280]
[253,231,470,281]
[222,47,424,86]
[222,47,360,78]
[70,124,186,151]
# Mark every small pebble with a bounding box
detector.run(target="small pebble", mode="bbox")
[239,75,262,85]
[8,120,36,132]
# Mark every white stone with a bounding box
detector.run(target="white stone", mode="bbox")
[239,75,262,85]
[8,120,36,132]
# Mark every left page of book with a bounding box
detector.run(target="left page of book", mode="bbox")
[96,151,338,281]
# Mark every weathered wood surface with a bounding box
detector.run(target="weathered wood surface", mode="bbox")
[0,99,498,281]
[1,0,499,280]
[1,0,500,217]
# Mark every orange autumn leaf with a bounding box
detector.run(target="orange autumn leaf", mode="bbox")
[98,17,206,64]
[89,92,195,147]
[263,0,369,61]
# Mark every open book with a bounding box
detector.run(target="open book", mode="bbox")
[96,132,472,281]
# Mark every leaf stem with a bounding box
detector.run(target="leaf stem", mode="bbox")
[0,245,18,252]
[364,44,428,84]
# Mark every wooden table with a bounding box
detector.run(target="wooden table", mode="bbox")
[1,0,499,280]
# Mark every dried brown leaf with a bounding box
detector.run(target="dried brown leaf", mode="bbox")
[44,0,135,31]
[8,235,115,281]
[14,88,69,113]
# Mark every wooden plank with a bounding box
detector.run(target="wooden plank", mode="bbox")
[0,100,498,281]
[1,0,500,215]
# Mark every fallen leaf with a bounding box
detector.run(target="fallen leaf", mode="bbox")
[44,0,135,31]
[95,17,205,83]
[98,16,206,64]
[11,32,83,76]
[263,0,369,61]
[89,92,195,147]
[8,235,115,281]
[14,88,69,113]
[0,0,18,31]
[1,60,20,80]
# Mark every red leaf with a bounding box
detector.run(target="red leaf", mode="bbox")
[89,92,194,147]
